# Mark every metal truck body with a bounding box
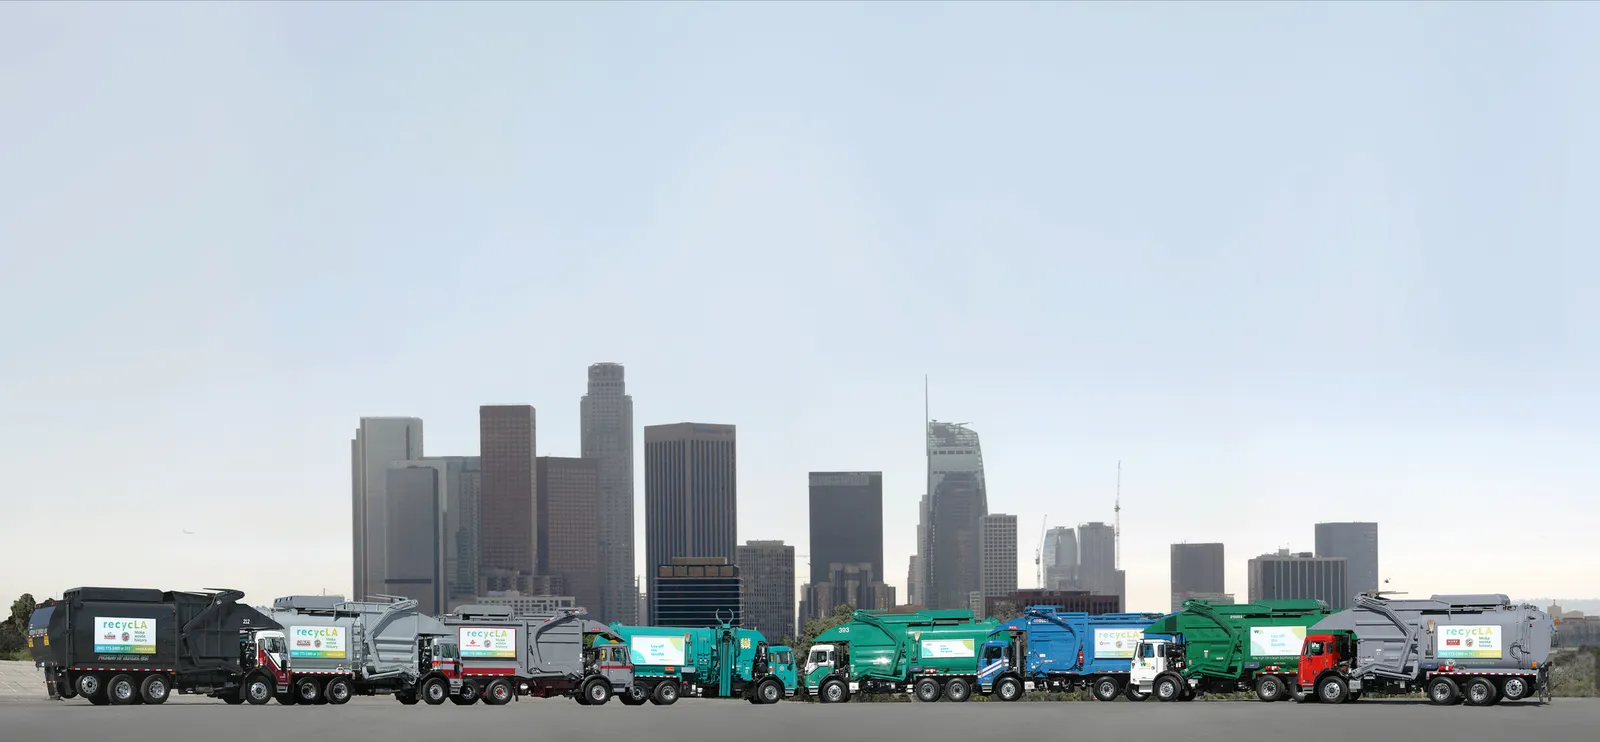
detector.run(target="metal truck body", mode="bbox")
[440,604,635,706]
[980,607,1166,702]
[1129,598,1331,702]
[609,619,797,704]
[802,609,983,703]
[27,586,280,706]
[250,594,459,706]
[1297,593,1555,706]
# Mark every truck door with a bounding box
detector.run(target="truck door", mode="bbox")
[978,642,1007,686]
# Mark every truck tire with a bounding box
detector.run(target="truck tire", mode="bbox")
[757,679,783,704]
[1155,675,1183,702]
[1316,675,1348,704]
[76,673,103,702]
[914,678,942,702]
[1125,684,1149,702]
[995,676,1023,702]
[1255,675,1284,702]
[1426,676,1460,706]
[584,678,612,706]
[484,679,513,706]
[451,681,480,705]
[422,677,449,706]
[58,678,79,700]
[945,678,972,702]
[295,677,323,705]
[1501,676,1530,701]
[139,674,170,705]
[244,675,273,705]
[325,677,353,705]
[106,674,137,706]
[1463,677,1497,707]
[620,683,649,706]
[1093,676,1121,702]
[650,680,679,706]
[819,679,847,704]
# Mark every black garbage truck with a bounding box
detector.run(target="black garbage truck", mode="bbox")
[28,586,280,705]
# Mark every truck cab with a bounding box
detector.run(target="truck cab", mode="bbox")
[766,646,798,698]
[804,643,849,701]
[582,642,636,697]
[976,637,1024,698]
[1297,632,1358,702]
[1128,637,1192,701]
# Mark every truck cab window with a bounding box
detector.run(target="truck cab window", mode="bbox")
[1308,642,1323,656]
[1141,643,1155,659]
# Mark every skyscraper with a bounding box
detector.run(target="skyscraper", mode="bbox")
[1248,549,1350,610]
[1170,542,1226,612]
[654,557,742,628]
[909,493,929,605]
[1042,526,1079,590]
[644,422,737,623]
[1315,522,1379,597]
[925,421,987,610]
[384,463,446,614]
[581,362,636,623]
[351,417,424,600]
[397,455,480,609]
[737,540,795,641]
[806,471,884,585]
[479,405,538,580]
[537,456,602,613]
[979,513,1018,606]
[1077,522,1121,601]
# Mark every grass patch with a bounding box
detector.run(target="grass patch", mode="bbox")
[1,649,32,662]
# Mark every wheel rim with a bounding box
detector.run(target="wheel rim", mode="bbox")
[1100,681,1115,698]
[1471,684,1488,703]
[825,684,842,702]
[1264,680,1278,699]
[251,681,269,701]
[1322,683,1339,701]
[1505,679,1524,698]
[1432,684,1449,701]
[494,686,507,701]
[591,684,605,701]
[333,683,347,700]
[1159,681,1174,699]
[763,685,778,701]
[115,681,132,700]
[462,684,476,700]
[81,677,99,695]
[150,680,165,698]
[663,685,677,700]
[301,684,316,700]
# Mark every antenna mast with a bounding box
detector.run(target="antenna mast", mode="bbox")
[1035,515,1049,589]
[1114,461,1122,570]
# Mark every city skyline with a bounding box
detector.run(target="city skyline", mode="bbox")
[5,4,1596,611]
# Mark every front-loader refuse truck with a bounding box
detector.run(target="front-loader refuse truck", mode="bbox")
[1129,598,1331,702]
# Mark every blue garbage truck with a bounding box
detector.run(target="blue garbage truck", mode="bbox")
[978,606,1167,701]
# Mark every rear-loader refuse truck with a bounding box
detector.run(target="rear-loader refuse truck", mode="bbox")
[251,594,459,706]
[610,616,797,705]
[28,586,280,706]
[802,608,983,703]
[441,604,635,706]
[1129,598,1331,702]
[1297,593,1555,706]
[981,606,1167,702]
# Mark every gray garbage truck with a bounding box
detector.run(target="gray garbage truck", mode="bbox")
[247,594,461,705]
[440,605,637,706]
[1296,593,1556,706]
[27,586,279,705]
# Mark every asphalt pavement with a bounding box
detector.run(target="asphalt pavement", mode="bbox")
[1,685,1596,742]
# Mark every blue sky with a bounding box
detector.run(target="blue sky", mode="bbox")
[2,2,1595,611]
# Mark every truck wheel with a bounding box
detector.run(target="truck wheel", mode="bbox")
[58,678,79,700]
[584,678,612,706]
[757,679,783,704]
[914,678,942,702]
[484,679,513,706]
[820,679,847,704]
[1463,677,1497,707]
[1093,676,1121,702]
[650,681,679,706]
[451,681,480,705]
[140,674,171,705]
[1317,676,1348,704]
[244,675,273,705]
[106,674,137,706]
[620,683,649,706]
[295,677,322,704]
[945,678,972,702]
[325,677,353,705]
[1254,675,1284,702]
[421,677,449,706]
[995,676,1023,702]
[76,673,103,701]
[1125,684,1149,702]
[1155,675,1183,702]
[1500,676,1530,701]
[1426,676,1460,706]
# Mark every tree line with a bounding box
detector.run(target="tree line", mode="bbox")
[0,593,39,660]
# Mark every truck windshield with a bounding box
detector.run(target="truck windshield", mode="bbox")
[1140,643,1155,659]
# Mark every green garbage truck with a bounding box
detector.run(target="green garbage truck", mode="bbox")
[1128,598,1332,702]
[606,617,797,705]
[802,609,990,703]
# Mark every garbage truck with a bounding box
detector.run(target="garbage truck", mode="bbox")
[440,604,636,706]
[802,608,983,703]
[27,586,280,705]
[1296,593,1556,706]
[248,594,460,705]
[1129,598,1332,702]
[980,606,1167,702]
[609,615,798,704]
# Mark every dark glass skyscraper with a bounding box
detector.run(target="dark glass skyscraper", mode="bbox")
[644,422,737,624]
[479,405,537,578]
[1315,522,1379,598]
[924,421,987,610]
[807,471,884,586]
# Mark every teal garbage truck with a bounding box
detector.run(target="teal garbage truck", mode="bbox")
[607,616,797,705]
[802,609,986,703]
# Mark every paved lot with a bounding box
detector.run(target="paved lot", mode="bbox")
[0,660,40,697]
[1,673,1595,742]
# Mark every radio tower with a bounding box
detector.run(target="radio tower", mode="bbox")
[1114,460,1122,570]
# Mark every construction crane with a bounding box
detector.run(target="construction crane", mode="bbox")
[1035,514,1049,589]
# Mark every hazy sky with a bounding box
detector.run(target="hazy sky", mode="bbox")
[3,2,1596,613]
